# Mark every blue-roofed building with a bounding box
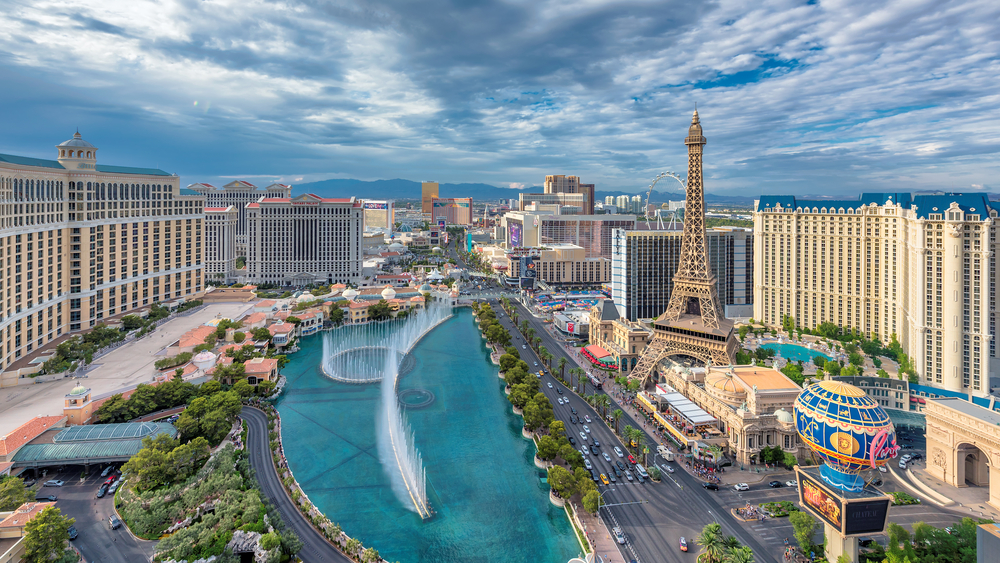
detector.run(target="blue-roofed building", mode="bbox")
[754,192,1000,399]
[0,132,207,376]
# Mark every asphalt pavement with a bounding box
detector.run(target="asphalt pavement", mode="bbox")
[488,298,779,563]
[243,406,352,563]
[37,467,155,563]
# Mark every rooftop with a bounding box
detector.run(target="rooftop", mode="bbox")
[728,366,801,392]
[53,422,172,443]
[0,416,67,457]
[0,153,172,176]
[0,502,56,529]
[931,397,1000,426]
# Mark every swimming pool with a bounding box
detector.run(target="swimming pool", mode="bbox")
[759,343,832,363]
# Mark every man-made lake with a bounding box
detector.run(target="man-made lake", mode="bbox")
[275,309,579,563]
[759,342,832,363]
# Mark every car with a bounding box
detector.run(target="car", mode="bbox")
[628,454,636,464]
[108,482,120,494]
[67,525,78,540]
[609,473,617,483]
[911,453,923,461]
[571,407,577,415]
[557,397,564,405]
[613,467,621,477]
[43,480,64,487]
[580,432,588,441]
[769,480,783,488]
[104,476,117,486]
[582,445,590,455]
[35,495,57,502]
[664,465,675,473]
[585,415,592,423]
[613,526,626,544]
[584,458,593,470]
[592,440,600,448]
[570,416,577,424]
[96,484,108,498]
[603,452,612,462]
[522,345,527,349]
[101,466,114,477]
[679,537,688,551]
[547,382,553,389]
[569,436,576,445]
[900,454,913,462]
[625,470,634,481]
[616,460,627,471]
[734,483,750,491]
[786,480,797,487]
[583,425,591,434]
[108,515,122,530]
[600,474,609,485]
[557,388,563,395]
[636,472,645,483]
[22,479,35,487]
[703,483,719,491]
[878,465,887,473]
[870,478,883,486]
[533,362,538,366]
[614,447,624,458]
[899,460,908,469]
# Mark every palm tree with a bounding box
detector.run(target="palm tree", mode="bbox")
[558,357,567,380]
[344,538,362,559]
[612,409,624,434]
[578,373,588,396]
[594,394,611,418]
[539,346,549,368]
[724,546,754,563]
[721,535,740,552]
[696,523,724,563]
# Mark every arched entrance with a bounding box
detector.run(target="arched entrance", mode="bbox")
[958,443,990,487]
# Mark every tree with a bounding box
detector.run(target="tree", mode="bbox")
[232,379,253,398]
[367,300,393,321]
[841,365,859,376]
[344,538,362,558]
[696,522,724,563]
[725,546,755,563]
[737,325,750,341]
[547,466,577,498]
[582,490,602,515]
[557,357,567,379]
[612,409,624,434]
[790,511,818,554]
[560,445,583,468]
[168,436,211,480]
[549,420,565,438]
[812,356,826,368]
[0,476,32,510]
[233,331,246,343]
[780,363,805,386]
[815,322,840,339]
[361,547,380,563]
[252,327,273,341]
[23,506,74,563]
[329,307,346,326]
[536,435,560,461]
[824,362,841,376]
[848,352,864,367]
[213,362,247,385]
[260,532,281,550]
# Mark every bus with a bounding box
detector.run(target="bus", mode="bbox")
[635,464,649,478]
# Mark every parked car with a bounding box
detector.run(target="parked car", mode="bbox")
[96,485,108,498]
[613,527,626,544]
[35,495,57,502]
[22,479,36,487]
[43,480,64,487]
[101,466,114,477]
[734,483,750,491]
[910,453,923,461]
[108,482,120,494]
[769,481,783,488]
[679,537,688,551]
[900,454,913,463]
[786,480,797,487]
[108,515,122,530]
[703,483,719,491]
[614,447,624,458]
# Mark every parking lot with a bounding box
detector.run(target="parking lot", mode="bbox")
[30,465,155,563]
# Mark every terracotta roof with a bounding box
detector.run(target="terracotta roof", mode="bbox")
[297,311,316,319]
[348,301,370,309]
[0,502,57,529]
[256,300,277,307]
[0,416,67,457]
[178,325,216,348]
[729,366,800,392]
[204,206,233,212]
[247,203,259,208]
[243,312,267,324]
[410,296,424,302]
[0,461,13,475]
[331,284,347,289]
[268,323,294,335]
[244,357,278,374]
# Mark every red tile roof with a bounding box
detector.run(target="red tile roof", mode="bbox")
[268,323,294,335]
[178,325,216,348]
[243,312,267,325]
[0,502,57,529]
[0,416,66,457]
[244,357,279,374]
[256,300,277,307]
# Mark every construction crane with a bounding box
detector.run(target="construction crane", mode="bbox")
[644,172,686,228]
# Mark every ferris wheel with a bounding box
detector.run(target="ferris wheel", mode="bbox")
[643,171,686,222]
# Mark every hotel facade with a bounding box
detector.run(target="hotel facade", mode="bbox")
[754,193,1000,396]
[204,206,238,282]
[0,132,205,373]
[245,194,363,286]
[187,181,291,255]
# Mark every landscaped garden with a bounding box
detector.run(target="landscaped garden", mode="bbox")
[889,491,921,505]
[760,500,799,517]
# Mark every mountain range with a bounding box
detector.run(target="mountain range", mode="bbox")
[294,178,757,205]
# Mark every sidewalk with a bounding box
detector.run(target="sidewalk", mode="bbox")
[902,463,1000,520]
[576,507,628,563]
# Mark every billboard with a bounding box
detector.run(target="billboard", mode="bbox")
[799,472,843,532]
[364,202,389,209]
[796,468,891,537]
[510,222,522,247]
[843,499,891,536]
[438,219,446,231]
[519,256,536,290]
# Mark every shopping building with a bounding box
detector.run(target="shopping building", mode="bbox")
[245,194,363,286]
[754,193,1000,396]
[187,181,290,256]
[431,197,473,225]
[499,211,635,259]
[504,244,611,286]
[204,206,237,283]
[611,226,753,321]
[0,132,205,374]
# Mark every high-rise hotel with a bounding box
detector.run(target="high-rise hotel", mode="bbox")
[754,193,1000,396]
[0,132,205,371]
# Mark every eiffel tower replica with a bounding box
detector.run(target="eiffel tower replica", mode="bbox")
[630,110,738,386]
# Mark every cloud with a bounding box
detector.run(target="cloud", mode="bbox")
[0,0,997,195]
[508,183,525,190]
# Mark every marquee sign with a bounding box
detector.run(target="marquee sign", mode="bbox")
[364,202,389,209]
[795,467,891,537]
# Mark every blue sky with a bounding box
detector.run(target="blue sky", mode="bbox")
[0,0,998,196]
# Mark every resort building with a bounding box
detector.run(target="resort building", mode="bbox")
[499,211,635,259]
[611,226,753,321]
[924,397,1000,511]
[754,193,1000,396]
[545,175,595,215]
[518,192,588,215]
[244,194,364,286]
[636,365,805,465]
[504,244,611,286]
[204,205,238,283]
[431,197,473,225]
[421,181,439,213]
[0,132,205,375]
[587,301,652,373]
[187,181,291,255]
[363,200,395,230]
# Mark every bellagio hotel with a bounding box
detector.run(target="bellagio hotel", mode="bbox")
[754,193,999,396]
[0,132,204,372]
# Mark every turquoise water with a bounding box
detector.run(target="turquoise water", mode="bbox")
[275,309,579,563]
[760,342,832,363]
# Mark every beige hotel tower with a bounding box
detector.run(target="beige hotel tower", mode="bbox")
[754,193,999,396]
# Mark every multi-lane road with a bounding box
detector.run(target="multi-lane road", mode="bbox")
[486,299,779,563]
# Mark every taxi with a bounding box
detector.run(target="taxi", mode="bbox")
[600,473,610,485]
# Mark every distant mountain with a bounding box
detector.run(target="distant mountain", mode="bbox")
[294,177,757,206]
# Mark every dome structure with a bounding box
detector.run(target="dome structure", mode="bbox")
[193,351,217,370]
[419,283,433,295]
[794,380,899,492]
[381,285,397,300]
[432,246,443,254]
[342,288,358,300]
[388,242,405,252]
[703,371,745,406]
[774,408,794,424]
[69,384,88,396]
[56,131,98,161]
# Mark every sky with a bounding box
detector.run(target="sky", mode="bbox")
[0,0,998,196]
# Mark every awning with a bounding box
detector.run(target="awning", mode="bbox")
[585,345,611,359]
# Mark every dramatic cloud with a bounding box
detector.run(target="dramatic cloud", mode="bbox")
[0,0,998,196]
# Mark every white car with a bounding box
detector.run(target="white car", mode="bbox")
[603,452,612,462]
[557,397,564,405]
[878,465,887,473]
[613,526,626,544]
[585,415,592,423]
[785,480,798,487]
[547,382,553,389]
[614,447,624,458]
[664,465,675,473]
[580,432,588,441]
[734,483,750,491]
[584,458,593,470]
[44,480,65,487]
[900,454,912,463]
[583,425,591,434]
[582,445,590,455]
